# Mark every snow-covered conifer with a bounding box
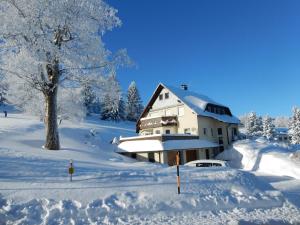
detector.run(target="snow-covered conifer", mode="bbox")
[289,107,300,145]
[100,73,125,121]
[245,112,263,137]
[82,85,97,115]
[126,81,144,121]
[262,115,275,140]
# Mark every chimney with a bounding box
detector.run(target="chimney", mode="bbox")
[181,84,188,91]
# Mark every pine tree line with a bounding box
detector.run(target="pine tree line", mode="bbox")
[242,107,300,144]
[82,74,144,122]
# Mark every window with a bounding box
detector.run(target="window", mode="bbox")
[165,130,171,134]
[131,153,137,159]
[233,128,237,136]
[205,149,210,159]
[218,137,223,145]
[218,128,223,135]
[178,107,184,116]
[211,128,214,136]
[203,128,207,135]
[155,130,160,134]
[219,146,224,152]
[165,109,171,116]
[221,109,225,115]
[165,92,169,99]
[159,94,163,100]
[184,128,191,134]
[196,163,212,167]
[207,106,212,112]
[148,153,155,163]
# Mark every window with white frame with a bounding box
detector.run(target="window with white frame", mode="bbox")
[178,107,184,116]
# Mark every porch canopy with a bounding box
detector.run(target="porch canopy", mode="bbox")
[117,138,219,153]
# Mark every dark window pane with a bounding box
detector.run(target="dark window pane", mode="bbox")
[196,163,212,167]
[165,93,169,99]
[148,153,155,162]
[159,94,163,100]
[212,163,222,167]
[219,146,224,152]
[218,128,223,135]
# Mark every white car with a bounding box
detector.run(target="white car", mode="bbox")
[185,159,228,168]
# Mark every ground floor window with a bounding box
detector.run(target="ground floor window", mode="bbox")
[205,149,210,159]
[148,152,155,162]
[219,146,224,152]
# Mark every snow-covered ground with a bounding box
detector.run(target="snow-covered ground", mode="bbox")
[0,113,300,224]
[217,138,300,179]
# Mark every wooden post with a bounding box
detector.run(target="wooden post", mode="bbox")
[68,160,74,182]
[176,151,180,194]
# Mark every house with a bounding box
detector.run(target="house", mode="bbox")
[275,127,291,143]
[117,83,240,165]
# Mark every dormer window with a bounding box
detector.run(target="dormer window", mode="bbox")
[159,94,163,100]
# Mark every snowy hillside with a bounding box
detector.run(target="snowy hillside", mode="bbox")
[1,113,300,224]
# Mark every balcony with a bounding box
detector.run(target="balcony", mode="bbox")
[139,116,178,130]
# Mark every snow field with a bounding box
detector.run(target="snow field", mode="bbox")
[0,114,300,224]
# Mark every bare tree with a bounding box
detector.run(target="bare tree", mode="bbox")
[0,0,130,149]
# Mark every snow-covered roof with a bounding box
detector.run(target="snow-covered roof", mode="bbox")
[275,127,289,134]
[117,139,219,153]
[163,84,240,124]
[119,134,199,141]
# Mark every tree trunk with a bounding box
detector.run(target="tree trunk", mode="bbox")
[44,88,60,150]
[44,59,60,150]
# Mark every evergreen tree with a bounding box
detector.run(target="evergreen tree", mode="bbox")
[126,81,144,121]
[245,111,263,137]
[82,85,96,115]
[262,115,275,140]
[100,73,125,121]
[289,107,300,144]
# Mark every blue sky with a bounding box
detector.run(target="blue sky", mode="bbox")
[105,0,300,117]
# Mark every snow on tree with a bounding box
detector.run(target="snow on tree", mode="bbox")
[245,111,263,137]
[262,115,275,140]
[81,84,97,115]
[274,116,290,128]
[100,73,125,121]
[126,81,144,121]
[289,107,300,145]
[0,0,129,149]
[0,74,7,105]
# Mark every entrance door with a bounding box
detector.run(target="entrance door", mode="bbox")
[167,151,177,166]
[186,150,197,163]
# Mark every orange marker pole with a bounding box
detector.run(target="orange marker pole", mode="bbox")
[176,151,180,194]
[69,160,74,182]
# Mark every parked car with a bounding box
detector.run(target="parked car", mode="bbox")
[185,159,228,168]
